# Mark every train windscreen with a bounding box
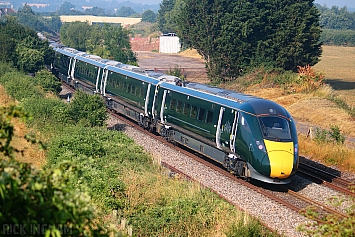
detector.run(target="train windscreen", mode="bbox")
[258,116,292,141]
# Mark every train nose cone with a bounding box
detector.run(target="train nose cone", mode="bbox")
[264,140,294,179]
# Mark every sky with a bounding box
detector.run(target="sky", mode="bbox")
[127,0,355,8]
[314,0,355,8]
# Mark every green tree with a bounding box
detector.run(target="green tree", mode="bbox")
[115,6,136,17]
[58,2,76,15]
[67,90,108,127]
[85,7,106,16]
[17,4,44,32]
[60,22,137,64]
[142,10,157,23]
[0,17,54,73]
[60,21,91,51]
[157,0,178,33]
[176,0,322,82]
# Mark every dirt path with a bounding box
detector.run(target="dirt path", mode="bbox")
[136,51,209,84]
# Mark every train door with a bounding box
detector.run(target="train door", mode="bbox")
[230,110,239,153]
[215,107,225,149]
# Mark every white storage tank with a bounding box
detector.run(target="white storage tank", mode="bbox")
[159,33,181,53]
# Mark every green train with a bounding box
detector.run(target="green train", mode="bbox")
[52,44,299,184]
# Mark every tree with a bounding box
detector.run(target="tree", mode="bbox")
[157,0,178,34]
[58,2,76,15]
[176,0,322,82]
[0,17,54,73]
[60,21,91,51]
[17,4,44,32]
[60,22,137,64]
[85,7,106,16]
[142,10,157,23]
[115,6,136,17]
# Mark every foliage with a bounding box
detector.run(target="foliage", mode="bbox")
[157,0,179,34]
[0,104,109,236]
[127,22,160,38]
[84,7,106,16]
[17,4,44,32]
[46,125,148,210]
[0,105,29,157]
[0,158,108,237]
[0,63,15,77]
[142,10,157,23]
[60,22,137,64]
[0,17,54,73]
[67,90,108,127]
[226,214,276,237]
[167,65,185,79]
[58,2,82,15]
[60,21,91,51]
[21,97,69,128]
[115,6,136,17]
[314,125,345,145]
[298,197,355,236]
[32,69,62,94]
[316,4,355,30]
[0,72,44,100]
[320,29,355,47]
[176,0,322,82]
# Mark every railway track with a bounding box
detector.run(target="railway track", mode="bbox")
[298,160,355,198]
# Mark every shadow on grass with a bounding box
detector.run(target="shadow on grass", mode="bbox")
[326,79,355,90]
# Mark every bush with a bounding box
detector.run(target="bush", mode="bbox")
[0,159,106,237]
[32,69,62,95]
[67,90,108,127]
[21,97,69,127]
[0,72,44,100]
[314,125,345,145]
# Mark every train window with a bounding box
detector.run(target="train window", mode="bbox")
[176,101,183,113]
[123,82,127,92]
[190,106,197,119]
[258,116,291,141]
[118,81,122,89]
[198,108,206,121]
[170,99,176,111]
[139,88,144,98]
[131,84,135,95]
[183,103,190,116]
[206,111,213,124]
[128,84,131,93]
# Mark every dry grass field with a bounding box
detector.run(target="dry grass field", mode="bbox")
[314,46,355,108]
[0,86,46,167]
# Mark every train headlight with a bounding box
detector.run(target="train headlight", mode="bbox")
[294,143,298,153]
[256,140,266,152]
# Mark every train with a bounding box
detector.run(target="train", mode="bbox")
[50,43,299,184]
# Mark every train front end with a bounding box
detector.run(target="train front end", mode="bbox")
[238,101,299,184]
[255,115,299,183]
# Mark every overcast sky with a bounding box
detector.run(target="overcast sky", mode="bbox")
[126,0,355,8]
